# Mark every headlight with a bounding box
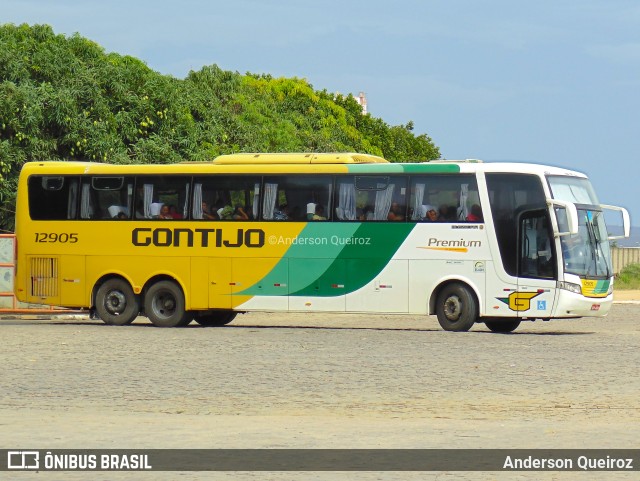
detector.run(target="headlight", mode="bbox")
[557,281,582,294]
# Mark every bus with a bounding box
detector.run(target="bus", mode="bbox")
[14,153,630,332]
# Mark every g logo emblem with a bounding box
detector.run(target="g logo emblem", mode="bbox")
[497,291,542,311]
[508,292,541,311]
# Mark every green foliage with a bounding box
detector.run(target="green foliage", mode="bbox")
[615,264,640,290]
[0,23,441,231]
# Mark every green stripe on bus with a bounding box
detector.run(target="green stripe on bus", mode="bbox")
[399,163,460,173]
[345,163,460,174]
[238,223,415,297]
[289,223,415,297]
[593,280,610,293]
[238,223,359,296]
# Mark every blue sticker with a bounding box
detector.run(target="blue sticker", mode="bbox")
[537,300,547,310]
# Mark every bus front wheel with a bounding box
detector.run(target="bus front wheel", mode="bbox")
[144,280,190,327]
[435,283,478,332]
[95,278,140,326]
[484,318,521,333]
[193,311,237,327]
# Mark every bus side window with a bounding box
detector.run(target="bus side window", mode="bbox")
[346,175,406,221]
[409,174,479,223]
[194,176,260,221]
[80,176,134,220]
[263,176,332,221]
[28,176,80,220]
[134,176,189,220]
[335,177,357,221]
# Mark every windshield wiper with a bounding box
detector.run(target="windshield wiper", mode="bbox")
[591,218,610,278]
[585,214,609,277]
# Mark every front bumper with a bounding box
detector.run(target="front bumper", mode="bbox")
[554,289,613,318]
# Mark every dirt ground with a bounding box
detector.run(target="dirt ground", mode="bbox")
[1,297,639,480]
[614,289,640,301]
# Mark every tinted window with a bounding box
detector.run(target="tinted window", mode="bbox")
[28,176,79,220]
[334,175,407,221]
[80,176,134,219]
[263,176,333,221]
[486,174,546,276]
[409,174,481,222]
[133,176,189,220]
[193,176,260,220]
[520,211,555,279]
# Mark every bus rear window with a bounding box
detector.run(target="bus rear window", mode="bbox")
[28,175,79,220]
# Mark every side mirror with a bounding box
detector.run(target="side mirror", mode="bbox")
[600,204,630,240]
[547,200,578,237]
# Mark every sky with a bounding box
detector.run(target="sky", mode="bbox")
[3,0,639,229]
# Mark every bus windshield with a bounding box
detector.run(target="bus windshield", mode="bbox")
[547,175,612,278]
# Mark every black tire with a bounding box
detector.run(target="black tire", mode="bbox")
[95,278,140,326]
[435,283,478,332]
[484,318,521,333]
[193,311,237,327]
[144,280,190,327]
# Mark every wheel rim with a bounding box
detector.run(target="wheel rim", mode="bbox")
[443,295,462,321]
[152,290,177,319]
[105,290,127,315]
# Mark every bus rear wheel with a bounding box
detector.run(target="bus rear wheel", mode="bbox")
[484,318,521,333]
[193,311,237,327]
[95,278,140,326]
[435,283,478,332]
[144,280,190,327]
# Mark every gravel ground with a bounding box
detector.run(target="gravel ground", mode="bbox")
[1,302,639,480]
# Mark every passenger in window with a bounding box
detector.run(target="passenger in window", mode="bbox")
[439,205,456,221]
[312,204,327,221]
[217,205,234,220]
[466,204,483,222]
[116,211,127,219]
[168,205,183,219]
[423,205,439,222]
[232,204,250,220]
[359,205,373,221]
[149,203,163,219]
[201,201,217,220]
[274,204,290,220]
[159,205,173,219]
[387,202,405,221]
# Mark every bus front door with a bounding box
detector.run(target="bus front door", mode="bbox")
[516,209,557,319]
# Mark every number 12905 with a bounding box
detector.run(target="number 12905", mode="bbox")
[35,233,79,243]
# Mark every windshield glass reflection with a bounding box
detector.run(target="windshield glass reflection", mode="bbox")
[548,176,612,278]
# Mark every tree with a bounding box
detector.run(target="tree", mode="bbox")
[0,23,441,231]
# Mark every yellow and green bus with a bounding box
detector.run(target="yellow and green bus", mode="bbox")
[14,153,630,332]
